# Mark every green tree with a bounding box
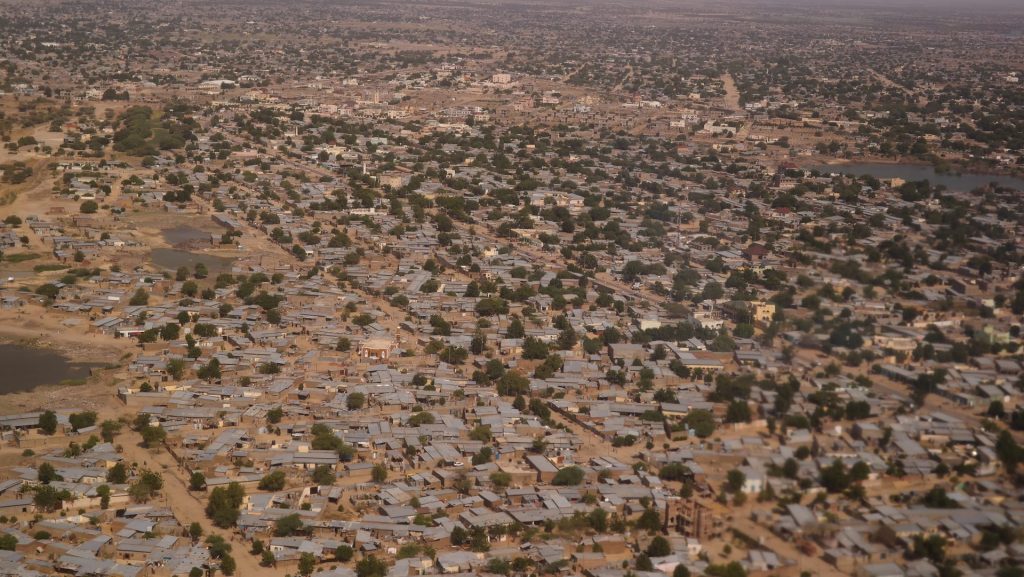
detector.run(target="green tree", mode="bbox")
[96,484,111,509]
[490,471,512,489]
[725,469,746,493]
[205,482,245,528]
[261,551,276,567]
[100,420,122,442]
[521,337,549,359]
[558,327,578,350]
[37,462,59,483]
[273,513,305,537]
[166,358,187,380]
[189,471,207,491]
[198,358,221,381]
[141,425,167,448]
[472,447,493,465]
[819,459,850,494]
[706,561,747,577]
[408,412,436,426]
[371,464,388,483]
[159,323,180,341]
[107,463,128,484]
[298,552,316,576]
[346,392,366,410]
[38,410,58,435]
[335,544,354,562]
[220,554,237,576]
[725,401,751,423]
[475,297,509,316]
[205,535,231,559]
[35,284,60,301]
[0,534,18,551]
[996,430,1024,470]
[588,508,608,532]
[496,370,530,396]
[356,555,388,577]
[440,345,468,364]
[506,317,525,338]
[647,535,671,557]
[266,407,283,424]
[129,288,150,306]
[34,485,70,512]
[469,425,492,443]
[469,526,490,552]
[552,466,585,486]
[849,461,871,483]
[635,508,662,532]
[129,470,164,503]
[312,465,335,485]
[258,470,286,491]
[683,409,716,438]
[911,534,948,563]
[68,411,97,431]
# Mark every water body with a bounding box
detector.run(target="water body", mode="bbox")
[811,163,1024,193]
[162,225,214,246]
[0,343,101,394]
[151,248,234,275]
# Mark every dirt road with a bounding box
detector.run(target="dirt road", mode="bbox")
[720,73,742,113]
[118,433,282,577]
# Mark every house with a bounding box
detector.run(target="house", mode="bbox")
[359,336,397,361]
[751,301,775,324]
[858,563,905,577]
[608,343,645,363]
[743,243,769,262]
[524,455,558,483]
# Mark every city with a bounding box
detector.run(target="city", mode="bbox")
[0,1,1023,577]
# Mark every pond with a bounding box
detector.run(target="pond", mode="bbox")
[150,248,235,275]
[0,343,103,394]
[810,162,1024,193]
[163,225,215,246]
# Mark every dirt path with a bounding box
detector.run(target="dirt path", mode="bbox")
[725,509,845,577]
[613,65,634,92]
[869,69,928,107]
[0,156,54,208]
[118,434,282,577]
[720,73,742,113]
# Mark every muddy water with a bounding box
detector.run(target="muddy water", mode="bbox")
[150,248,235,275]
[811,163,1024,193]
[0,343,103,394]
[162,225,215,246]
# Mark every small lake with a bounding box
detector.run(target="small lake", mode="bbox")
[811,163,1024,193]
[151,248,235,275]
[0,343,103,394]
[163,225,215,246]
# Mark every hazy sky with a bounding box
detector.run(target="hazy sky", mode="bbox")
[600,0,1024,14]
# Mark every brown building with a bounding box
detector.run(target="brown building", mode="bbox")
[665,498,716,540]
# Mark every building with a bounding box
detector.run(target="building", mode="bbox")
[359,336,397,361]
[665,498,716,540]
